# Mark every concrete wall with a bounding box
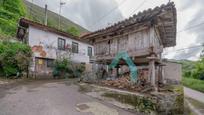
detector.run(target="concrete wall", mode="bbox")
[28,26,93,63]
[163,61,182,84]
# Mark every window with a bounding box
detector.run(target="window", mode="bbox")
[58,38,65,50]
[47,59,54,67]
[72,42,78,53]
[88,46,92,57]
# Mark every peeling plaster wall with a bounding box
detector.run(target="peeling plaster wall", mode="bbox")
[163,62,182,84]
[28,26,93,63]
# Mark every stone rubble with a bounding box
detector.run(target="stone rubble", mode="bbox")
[100,74,153,92]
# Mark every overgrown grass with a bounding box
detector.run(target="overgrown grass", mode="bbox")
[182,77,204,93]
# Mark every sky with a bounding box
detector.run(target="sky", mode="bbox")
[27,0,204,61]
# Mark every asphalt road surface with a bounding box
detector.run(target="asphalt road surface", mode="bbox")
[184,86,204,103]
[0,79,135,115]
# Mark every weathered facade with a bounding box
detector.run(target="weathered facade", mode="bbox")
[82,2,177,89]
[163,60,182,84]
[16,18,94,77]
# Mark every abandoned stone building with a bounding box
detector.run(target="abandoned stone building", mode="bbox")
[82,2,180,88]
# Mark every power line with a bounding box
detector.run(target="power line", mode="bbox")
[163,20,204,54]
[89,0,127,29]
[163,45,203,55]
[177,21,204,33]
[90,0,148,30]
[129,0,146,16]
[162,20,204,55]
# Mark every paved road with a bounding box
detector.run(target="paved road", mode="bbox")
[0,80,135,115]
[184,87,204,103]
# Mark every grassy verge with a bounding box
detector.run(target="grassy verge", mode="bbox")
[182,77,204,93]
[185,97,204,114]
[186,97,204,109]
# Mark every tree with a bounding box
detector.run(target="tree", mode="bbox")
[66,26,80,36]
[200,44,204,58]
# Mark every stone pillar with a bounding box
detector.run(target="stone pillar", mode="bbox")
[151,59,156,86]
[158,63,166,84]
[147,54,158,91]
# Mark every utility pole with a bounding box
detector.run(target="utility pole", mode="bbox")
[44,4,48,25]
[30,0,34,17]
[58,0,66,30]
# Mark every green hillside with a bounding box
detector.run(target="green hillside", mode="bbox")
[24,0,89,35]
[0,0,26,37]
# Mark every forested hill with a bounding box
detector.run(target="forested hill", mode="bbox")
[0,0,89,38]
[24,0,89,34]
[0,0,26,37]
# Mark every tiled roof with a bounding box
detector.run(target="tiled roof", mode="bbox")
[81,2,177,47]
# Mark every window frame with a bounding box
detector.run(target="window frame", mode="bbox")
[58,38,66,50]
[72,42,79,53]
[88,46,92,57]
[47,59,54,68]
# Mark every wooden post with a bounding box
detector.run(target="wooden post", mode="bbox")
[116,65,119,78]
[27,64,29,78]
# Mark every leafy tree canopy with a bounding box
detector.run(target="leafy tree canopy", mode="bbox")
[181,59,204,80]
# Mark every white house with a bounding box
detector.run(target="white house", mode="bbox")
[16,18,93,75]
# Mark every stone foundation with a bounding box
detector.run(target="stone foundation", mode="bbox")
[78,83,184,115]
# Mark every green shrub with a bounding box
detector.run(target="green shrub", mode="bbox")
[181,59,204,80]
[52,58,71,78]
[0,40,32,78]
[66,26,80,36]
[71,63,85,78]
[182,77,204,93]
[52,58,85,78]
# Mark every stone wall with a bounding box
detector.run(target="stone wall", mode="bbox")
[163,61,182,84]
[79,83,184,115]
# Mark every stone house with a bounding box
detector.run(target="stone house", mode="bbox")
[16,18,94,77]
[81,2,179,88]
